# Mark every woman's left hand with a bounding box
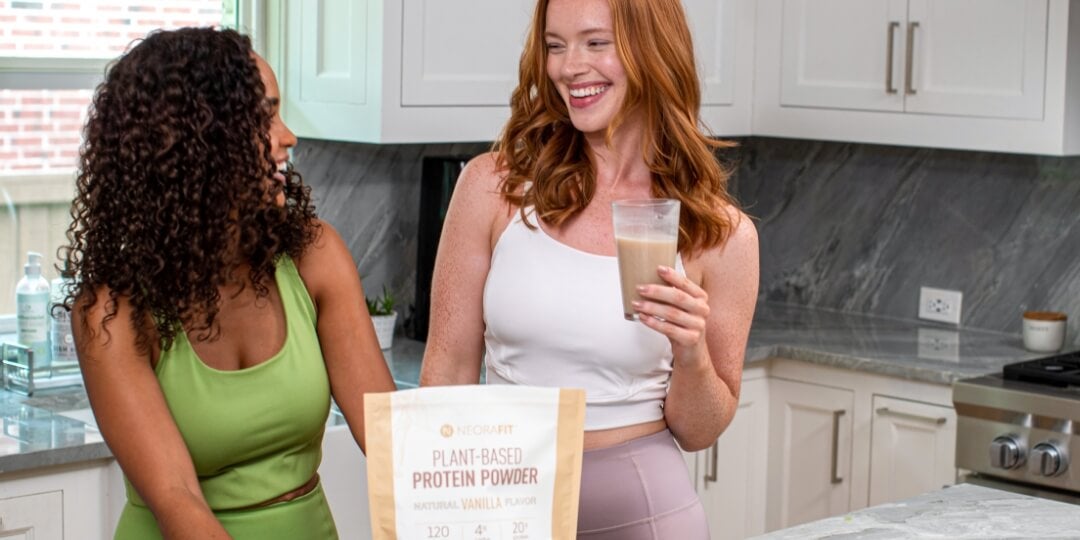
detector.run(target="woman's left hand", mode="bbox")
[632,265,710,362]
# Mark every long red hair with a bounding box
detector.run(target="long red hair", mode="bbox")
[495,0,738,255]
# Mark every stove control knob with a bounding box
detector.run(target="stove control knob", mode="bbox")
[989,436,1024,469]
[1029,443,1068,477]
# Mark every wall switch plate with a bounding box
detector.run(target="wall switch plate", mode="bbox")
[918,286,963,325]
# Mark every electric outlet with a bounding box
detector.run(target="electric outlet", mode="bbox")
[918,286,963,325]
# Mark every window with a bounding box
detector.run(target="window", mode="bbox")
[0,0,233,315]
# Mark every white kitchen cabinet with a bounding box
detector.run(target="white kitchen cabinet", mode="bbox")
[695,374,768,540]
[685,0,756,136]
[902,0,1047,120]
[0,460,121,540]
[765,378,855,531]
[0,490,62,539]
[266,0,753,143]
[778,0,1046,119]
[683,359,958,536]
[320,424,372,540]
[267,0,533,143]
[400,0,533,107]
[868,395,957,506]
[756,0,1080,155]
[778,0,908,112]
[765,359,956,520]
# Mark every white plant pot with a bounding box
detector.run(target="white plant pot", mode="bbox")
[371,311,398,350]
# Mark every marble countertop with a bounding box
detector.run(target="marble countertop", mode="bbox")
[745,302,1042,385]
[751,483,1080,539]
[0,337,429,475]
[0,302,1041,475]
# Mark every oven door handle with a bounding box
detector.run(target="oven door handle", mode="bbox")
[876,407,948,425]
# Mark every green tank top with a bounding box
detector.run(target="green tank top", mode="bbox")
[125,256,331,510]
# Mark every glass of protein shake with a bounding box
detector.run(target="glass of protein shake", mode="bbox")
[611,199,680,321]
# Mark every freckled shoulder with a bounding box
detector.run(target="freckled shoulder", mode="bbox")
[453,152,519,249]
[684,204,758,281]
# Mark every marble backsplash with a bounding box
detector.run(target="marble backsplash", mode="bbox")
[729,137,1080,348]
[293,136,1080,348]
[291,139,489,335]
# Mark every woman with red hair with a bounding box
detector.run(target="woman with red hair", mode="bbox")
[421,0,758,537]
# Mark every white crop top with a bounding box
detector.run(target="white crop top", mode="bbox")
[482,208,682,430]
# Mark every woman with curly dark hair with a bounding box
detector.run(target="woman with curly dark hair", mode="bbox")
[63,27,394,539]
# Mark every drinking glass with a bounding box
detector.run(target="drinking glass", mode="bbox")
[612,199,680,321]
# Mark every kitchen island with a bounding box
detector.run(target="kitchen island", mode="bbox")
[751,483,1080,539]
[0,302,1054,539]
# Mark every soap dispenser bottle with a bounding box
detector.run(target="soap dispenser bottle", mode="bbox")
[50,262,76,370]
[16,251,51,369]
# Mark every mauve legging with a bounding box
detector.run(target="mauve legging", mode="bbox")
[577,430,710,539]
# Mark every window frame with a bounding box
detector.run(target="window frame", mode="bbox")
[0,1,253,328]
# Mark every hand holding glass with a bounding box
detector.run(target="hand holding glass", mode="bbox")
[612,199,680,321]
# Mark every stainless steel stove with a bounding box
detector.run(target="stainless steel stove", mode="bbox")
[953,351,1080,504]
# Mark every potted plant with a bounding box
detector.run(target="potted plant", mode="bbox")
[366,285,397,350]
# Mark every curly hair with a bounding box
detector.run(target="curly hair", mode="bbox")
[62,27,319,355]
[496,0,738,256]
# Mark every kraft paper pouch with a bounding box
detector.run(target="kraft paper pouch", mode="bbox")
[365,385,586,540]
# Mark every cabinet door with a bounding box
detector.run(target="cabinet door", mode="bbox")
[685,0,738,107]
[766,379,854,530]
[904,0,1047,119]
[868,395,957,506]
[0,491,63,540]
[320,425,372,540]
[779,0,907,111]
[282,0,382,141]
[401,0,533,106]
[697,378,768,540]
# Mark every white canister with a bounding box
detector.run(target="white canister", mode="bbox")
[1022,311,1067,353]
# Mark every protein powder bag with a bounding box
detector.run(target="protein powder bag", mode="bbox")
[365,385,586,540]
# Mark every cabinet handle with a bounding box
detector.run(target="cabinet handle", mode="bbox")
[704,440,719,484]
[876,407,947,425]
[886,21,900,93]
[904,21,919,95]
[831,409,845,484]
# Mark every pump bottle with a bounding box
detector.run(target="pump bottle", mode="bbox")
[50,263,77,370]
[16,251,51,369]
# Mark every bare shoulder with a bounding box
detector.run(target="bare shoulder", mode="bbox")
[447,151,518,247]
[455,151,513,213]
[687,204,759,280]
[72,285,132,340]
[71,285,158,366]
[460,151,506,190]
[719,206,758,259]
[294,220,356,294]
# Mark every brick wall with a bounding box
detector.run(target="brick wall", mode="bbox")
[0,0,223,173]
[0,89,92,172]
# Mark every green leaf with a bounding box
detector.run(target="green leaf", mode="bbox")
[366,285,395,316]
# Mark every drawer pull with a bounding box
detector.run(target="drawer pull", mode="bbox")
[704,441,719,484]
[886,21,900,93]
[876,407,947,425]
[831,409,845,484]
[904,21,920,95]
